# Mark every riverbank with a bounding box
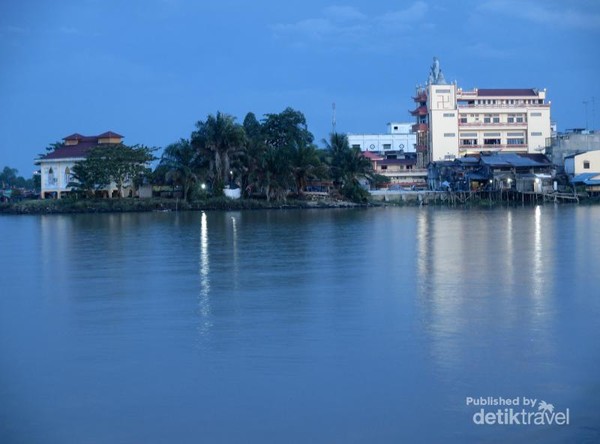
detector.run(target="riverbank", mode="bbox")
[0,197,364,215]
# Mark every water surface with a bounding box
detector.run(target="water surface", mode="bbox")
[1,206,599,443]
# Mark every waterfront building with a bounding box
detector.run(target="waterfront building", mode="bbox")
[547,129,600,167]
[412,58,552,167]
[362,151,425,188]
[347,122,416,154]
[565,150,600,176]
[36,131,127,199]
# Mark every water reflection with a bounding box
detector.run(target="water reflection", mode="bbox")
[415,207,558,393]
[198,211,212,335]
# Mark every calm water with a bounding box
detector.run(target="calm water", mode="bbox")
[1,206,599,443]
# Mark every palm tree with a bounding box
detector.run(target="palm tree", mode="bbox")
[323,132,373,201]
[289,140,325,195]
[191,112,246,196]
[159,139,201,201]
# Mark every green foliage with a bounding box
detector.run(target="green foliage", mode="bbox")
[159,139,203,201]
[323,132,373,201]
[71,144,155,197]
[191,112,246,196]
[0,166,35,189]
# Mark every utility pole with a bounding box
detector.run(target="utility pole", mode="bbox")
[332,102,337,134]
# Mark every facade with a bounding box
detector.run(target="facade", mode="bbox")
[564,150,600,176]
[36,131,125,199]
[362,151,425,187]
[412,58,552,166]
[548,129,600,166]
[348,122,416,154]
[427,153,554,192]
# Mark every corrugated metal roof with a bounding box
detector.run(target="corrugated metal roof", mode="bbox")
[477,89,539,97]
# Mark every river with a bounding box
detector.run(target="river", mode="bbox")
[0,206,599,443]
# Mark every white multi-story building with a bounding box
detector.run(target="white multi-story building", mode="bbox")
[412,58,552,166]
[348,122,416,154]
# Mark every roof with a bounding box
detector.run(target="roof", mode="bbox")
[479,153,552,168]
[379,158,416,166]
[97,131,124,138]
[40,142,99,160]
[362,151,384,161]
[476,89,539,97]
[571,173,600,184]
[41,131,123,161]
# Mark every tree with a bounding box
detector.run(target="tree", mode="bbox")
[71,144,155,197]
[289,140,325,195]
[159,139,202,201]
[191,112,246,196]
[0,167,18,188]
[240,112,267,198]
[262,107,313,149]
[323,133,373,202]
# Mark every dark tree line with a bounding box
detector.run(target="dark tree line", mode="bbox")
[156,107,373,202]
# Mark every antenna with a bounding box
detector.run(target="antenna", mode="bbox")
[332,102,337,134]
[583,100,589,130]
[592,97,596,131]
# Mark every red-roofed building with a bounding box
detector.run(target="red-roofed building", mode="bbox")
[35,131,124,199]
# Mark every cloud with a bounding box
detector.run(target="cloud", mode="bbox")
[271,2,429,51]
[463,42,513,59]
[479,0,600,29]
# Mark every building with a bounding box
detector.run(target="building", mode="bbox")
[547,129,600,167]
[565,150,600,176]
[36,131,124,199]
[362,151,425,188]
[347,122,416,154]
[412,58,552,166]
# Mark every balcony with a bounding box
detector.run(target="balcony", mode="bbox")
[415,144,428,153]
[412,123,428,132]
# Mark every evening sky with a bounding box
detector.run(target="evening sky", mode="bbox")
[1,0,599,176]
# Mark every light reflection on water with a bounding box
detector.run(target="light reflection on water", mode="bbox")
[0,207,599,443]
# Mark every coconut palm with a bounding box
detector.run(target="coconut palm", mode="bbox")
[159,139,201,201]
[191,112,246,196]
[323,132,373,201]
[289,141,327,196]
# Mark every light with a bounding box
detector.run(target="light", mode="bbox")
[201,183,206,190]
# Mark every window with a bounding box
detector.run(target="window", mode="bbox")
[437,89,451,93]
[64,167,71,185]
[383,144,391,150]
[531,132,542,136]
[484,138,501,145]
[492,114,500,123]
[393,126,398,130]
[484,114,491,123]
[460,139,478,146]
[352,144,361,149]
[443,113,455,117]
[507,138,525,145]
[444,133,456,137]
[584,161,590,169]
[530,112,542,117]
[381,165,388,170]
[460,117,468,124]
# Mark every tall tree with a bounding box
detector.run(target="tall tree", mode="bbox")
[289,140,325,195]
[240,112,267,198]
[159,139,202,201]
[191,112,246,196]
[323,133,373,202]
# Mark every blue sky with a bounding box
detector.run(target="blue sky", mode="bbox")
[1,0,599,176]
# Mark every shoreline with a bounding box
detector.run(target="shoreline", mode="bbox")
[1,192,597,215]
